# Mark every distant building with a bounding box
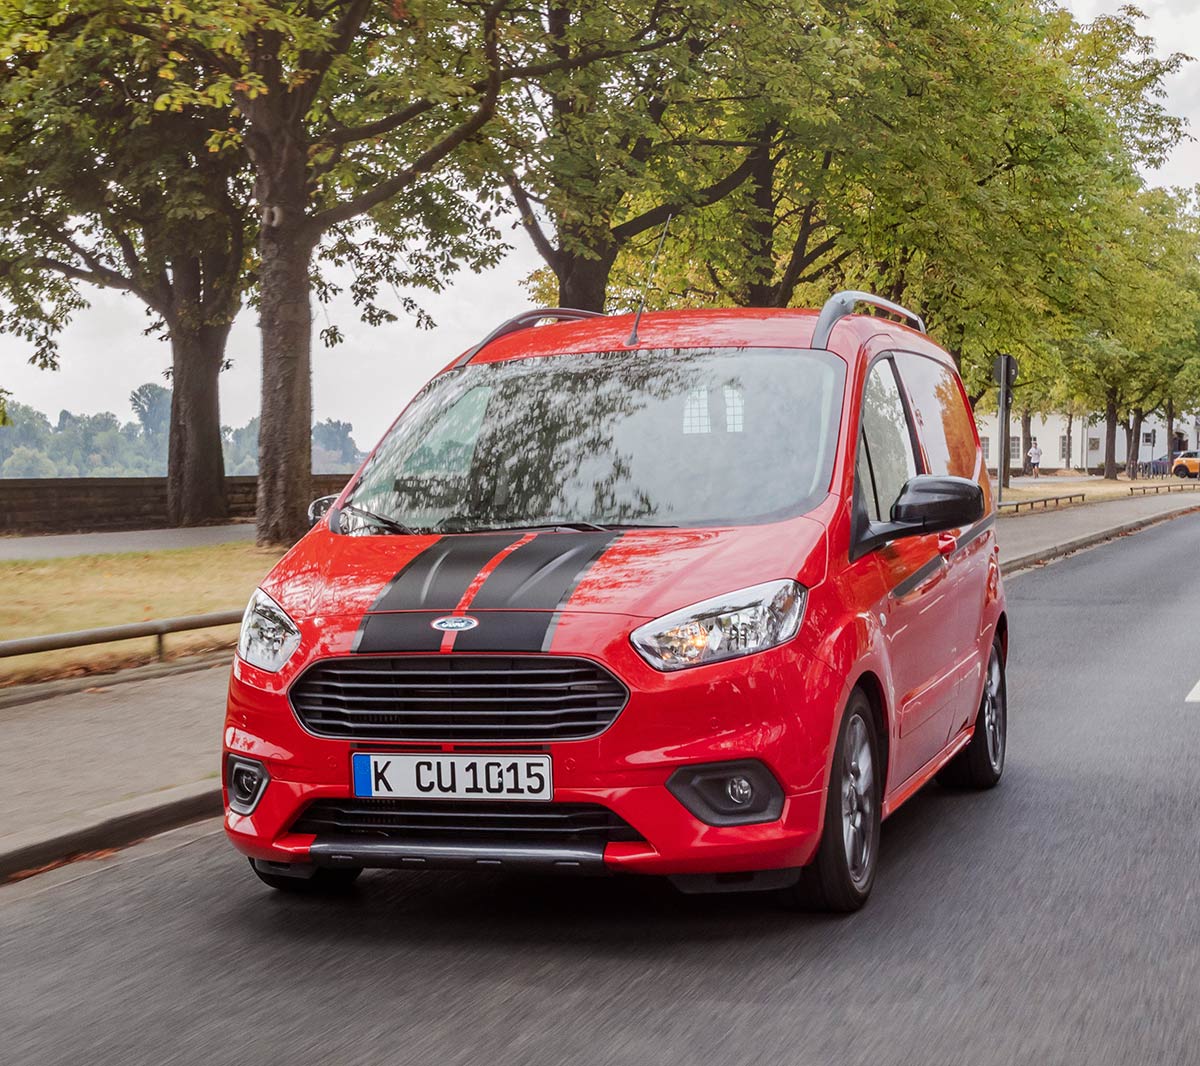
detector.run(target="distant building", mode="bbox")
[974,411,1196,472]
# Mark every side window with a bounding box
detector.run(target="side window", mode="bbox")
[857,360,917,523]
[893,352,979,479]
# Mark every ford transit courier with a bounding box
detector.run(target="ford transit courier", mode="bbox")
[224,290,1008,912]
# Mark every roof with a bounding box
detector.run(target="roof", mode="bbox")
[461,306,936,367]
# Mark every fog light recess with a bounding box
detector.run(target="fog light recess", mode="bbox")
[666,760,784,826]
[225,755,270,815]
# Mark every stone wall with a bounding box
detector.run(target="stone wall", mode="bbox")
[0,475,350,534]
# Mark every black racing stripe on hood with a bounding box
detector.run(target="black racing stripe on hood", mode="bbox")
[447,611,558,653]
[468,532,620,611]
[353,612,448,653]
[369,533,524,613]
[453,532,622,652]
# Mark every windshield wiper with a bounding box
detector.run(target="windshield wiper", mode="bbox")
[339,503,419,536]
[435,515,679,533]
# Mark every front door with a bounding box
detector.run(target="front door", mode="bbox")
[855,357,963,786]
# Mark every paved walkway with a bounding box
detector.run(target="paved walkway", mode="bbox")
[0,523,256,561]
[995,490,1200,566]
[0,662,228,877]
[2,490,1198,879]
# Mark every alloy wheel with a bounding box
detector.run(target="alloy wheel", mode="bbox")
[840,713,876,889]
[982,646,1006,774]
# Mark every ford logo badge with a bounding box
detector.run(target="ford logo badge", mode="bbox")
[430,615,479,632]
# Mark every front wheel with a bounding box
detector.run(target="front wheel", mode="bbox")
[938,636,1007,790]
[1175,466,1191,479]
[780,690,881,913]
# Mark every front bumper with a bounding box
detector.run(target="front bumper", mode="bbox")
[223,637,842,878]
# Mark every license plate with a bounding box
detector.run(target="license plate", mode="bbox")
[351,753,553,801]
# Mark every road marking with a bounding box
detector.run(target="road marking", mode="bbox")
[1186,679,1200,703]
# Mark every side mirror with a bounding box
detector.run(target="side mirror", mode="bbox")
[861,475,983,553]
[891,475,984,532]
[307,495,338,528]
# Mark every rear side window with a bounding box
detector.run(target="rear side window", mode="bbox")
[857,359,917,523]
[893,352,979,480]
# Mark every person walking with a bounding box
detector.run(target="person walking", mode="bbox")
[1028,439,1042,479]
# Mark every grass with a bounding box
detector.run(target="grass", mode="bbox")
[994,472,1177,508]
[0,542,286,686]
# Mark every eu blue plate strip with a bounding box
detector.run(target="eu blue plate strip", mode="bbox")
[352,753,372,796]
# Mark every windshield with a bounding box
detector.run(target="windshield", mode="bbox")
[344,347,845,533]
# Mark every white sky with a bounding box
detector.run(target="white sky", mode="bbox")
[2,0,1198,447]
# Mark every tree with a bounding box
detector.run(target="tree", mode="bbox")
[312,418,358,465]
[108,0,683,544]
[497,1,794,310]
[130,383,172,440]
[1,445,56,478]
[0,6,256,523]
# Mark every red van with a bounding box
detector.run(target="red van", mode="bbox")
[224,291,1007,911]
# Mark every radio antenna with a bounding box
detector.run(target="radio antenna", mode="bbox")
[626,213,672,346]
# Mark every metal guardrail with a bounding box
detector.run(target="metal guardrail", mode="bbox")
[997,492,1086,514]
[1129,483,1200,496]
[0,610,243,661]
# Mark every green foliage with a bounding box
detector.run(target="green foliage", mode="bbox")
[602,0,1199,428]
[0,399,164,477]
[0,1,255,360]
[130,383,172,439]
[0,392,362,477]
[312,418,358,466]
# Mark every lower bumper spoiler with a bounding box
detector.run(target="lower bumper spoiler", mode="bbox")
[305,836,609,875]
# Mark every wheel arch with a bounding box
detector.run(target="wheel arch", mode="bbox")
[995,610,1009,662]
[850,669,891,797]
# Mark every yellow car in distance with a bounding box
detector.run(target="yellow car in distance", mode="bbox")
[1172,451,1199,478]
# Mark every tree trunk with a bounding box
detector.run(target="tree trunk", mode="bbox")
[1167,397,1174,470]
[556,245,617,313]
[1065,412,1074,470]
[1126,408,1143,479]
[1103,389,1119,480]
[167,322,231,525]
[255,221,314,545]
[1020,409,1032,475]
[742,130,778,308]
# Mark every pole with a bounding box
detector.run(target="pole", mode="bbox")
[997,369,1007,506]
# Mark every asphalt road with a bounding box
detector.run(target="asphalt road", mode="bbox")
[4,514,1200,1066]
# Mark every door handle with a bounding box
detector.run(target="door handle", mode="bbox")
[937,533,958,558]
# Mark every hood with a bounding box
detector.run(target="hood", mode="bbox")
[263,517,828,655]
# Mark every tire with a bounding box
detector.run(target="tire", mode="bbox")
[249,859,363,894]
[1175,466,1190,479]
[938,636,1006,790]
[780,690,881,913]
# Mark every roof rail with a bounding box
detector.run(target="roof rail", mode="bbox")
[811,290,926,350]
[452,308,605,368]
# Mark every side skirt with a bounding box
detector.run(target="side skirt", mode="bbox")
[881,728,974,820]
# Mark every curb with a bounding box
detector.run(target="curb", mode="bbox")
[0,780,222,883]
[0,650,232,713]
[1000,503,1200,574]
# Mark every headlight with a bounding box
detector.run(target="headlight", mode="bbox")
[631,579,806,671]
[237,589,301,672]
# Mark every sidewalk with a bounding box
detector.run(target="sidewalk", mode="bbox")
[995,490,1200,569]
[0,663,228,879]
[0,523,256,561]
[1,490,1198,881]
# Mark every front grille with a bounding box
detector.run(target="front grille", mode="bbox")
[290,798,643,845]
[289,655,628,742]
